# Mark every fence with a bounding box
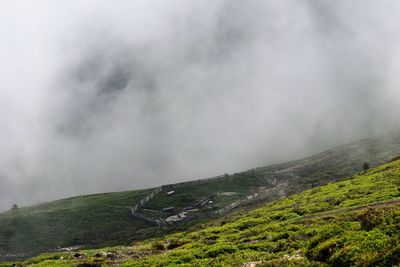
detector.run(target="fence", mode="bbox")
[131,174,232,214]
[160,174,230,191]
[131,186,163,213]
[130,171,257,224]
[131,211,162,226]
[215,193,266,215]
[215,183,286,215]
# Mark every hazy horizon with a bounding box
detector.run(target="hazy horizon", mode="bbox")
[1,1,400,211]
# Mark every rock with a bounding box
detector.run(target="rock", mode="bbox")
[162,207,174,212]
[106,252,119,260]
[78,255,86,260]
[242,262,259,267]
[219,192,238,197]
[73,253,82,258]
[94,252,106,258]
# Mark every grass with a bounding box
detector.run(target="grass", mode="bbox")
[257,131,400,193]
[7,158,400,266]
[137,132,400,222]
[0,189,154,261]
[143,171,264,215]
[1,132,400,263]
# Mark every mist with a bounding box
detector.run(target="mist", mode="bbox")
[1,0,400,211]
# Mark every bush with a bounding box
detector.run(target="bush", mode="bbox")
[166,238,187,249]
[307,238,339,262]
[151,241,165,251]
[378,243,400,266]
[363,162,370,171]
[206,243,238,258]
[357,208,385,230]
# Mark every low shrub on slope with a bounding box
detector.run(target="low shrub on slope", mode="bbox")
[4,159,400,266]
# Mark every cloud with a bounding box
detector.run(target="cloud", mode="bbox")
[1,0,400,210]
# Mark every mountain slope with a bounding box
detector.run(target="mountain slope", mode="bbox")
[10,158,400,266]
[0,190,156,261]
[120,159,400,266]
[127,131,400,229]
[256,130,400,194]
[1,131,400,262]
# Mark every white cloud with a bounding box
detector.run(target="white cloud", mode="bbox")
[0,0,400,210]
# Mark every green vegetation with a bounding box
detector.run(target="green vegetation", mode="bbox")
[1,132,400,263]
[0,189,155,261]
[7,159,400,266]
[257,131,400,195]
[143,171,265,217]
[138,132,400,223]
[363,162,370,171]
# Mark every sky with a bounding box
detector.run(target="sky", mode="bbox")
[1,0,400,211]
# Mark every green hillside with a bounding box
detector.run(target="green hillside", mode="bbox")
[8,158,400,266]
[256,130,400,194]
[0,189,157,261]
[1,131,400,263]
[134,131,400,222]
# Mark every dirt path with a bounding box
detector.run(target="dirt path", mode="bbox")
[300,198,400,221]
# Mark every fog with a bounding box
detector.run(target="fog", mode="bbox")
[1,0,400,211]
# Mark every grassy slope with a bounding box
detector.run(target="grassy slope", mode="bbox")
[0,189,157,261]
[1,131,400,262]
[257,131,400,195]
[9,159,400,267]
[142,171,268,218]
[138,132,400,223]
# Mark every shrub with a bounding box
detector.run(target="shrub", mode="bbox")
[357,207,385,230]
[206,243,238,258]
[151,241,165,251]
[378,243,400,266]
[166,238,187,249]
[363,162,370,171]
[307,238,339,262]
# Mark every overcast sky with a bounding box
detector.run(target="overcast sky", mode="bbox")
[1,0,400,211]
